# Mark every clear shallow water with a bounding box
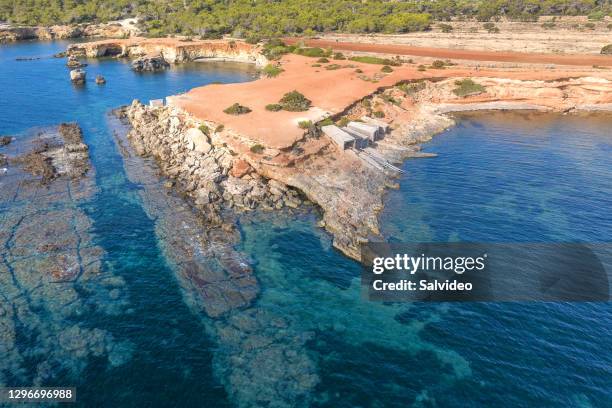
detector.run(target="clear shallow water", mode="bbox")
[238,112,612,407]
[1,40,611,407]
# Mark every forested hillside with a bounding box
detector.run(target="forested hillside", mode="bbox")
[1,0,610,38]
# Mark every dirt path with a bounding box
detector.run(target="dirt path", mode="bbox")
[284,38,612,67]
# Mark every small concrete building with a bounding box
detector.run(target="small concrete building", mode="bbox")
[342,127,369,149]
[361,117,389,134]
[321,125,355,150]
[149,99,164,107]
[347,121,381,141]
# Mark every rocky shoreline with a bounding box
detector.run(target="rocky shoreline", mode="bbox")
[0,22,134,43]
[109,113,319,407]
[118,102,305,228]
[120,74,612,261]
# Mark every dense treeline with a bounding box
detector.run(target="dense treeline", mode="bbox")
[1,0,610,38]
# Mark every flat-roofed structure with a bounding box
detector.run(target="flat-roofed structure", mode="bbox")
[321,125,355,150]
[342,127,369,149]
[347,121,381,141]
[361,117,390,134]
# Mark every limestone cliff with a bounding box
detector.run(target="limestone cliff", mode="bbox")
[0,22,134,43]
[68,38,267,66]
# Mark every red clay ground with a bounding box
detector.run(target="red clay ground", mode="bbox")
[284,38,612,67]
[169,53,611,150]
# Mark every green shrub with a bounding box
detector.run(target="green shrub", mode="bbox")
[417,65,426,71]
[584,22,595,30]
[294,47,331,58]
[298,120,313,129]
[262,40,295,60]
[398,81,426,95]
[223,103,252,115]
[452,79,485,97]
[333,52,346,60]
[608,23,612,30]
[250,144,264,154]
[262,64,284,78]
[325,64,342,70]
[319,118,334,126]
[311,63,321,67]
[245,35,261,44]
[438,23,453,33]
[361,98,371,108]
[541,22,556,29]
[373,111,385,118]
[355,68,363,73]
[431,60,446,69]
[588,11,605,21]
[265,103,283,111]
[317,57,329,63]
[279,91,312,111]
[601,44,612,55]
[381,65,393,73]
[349,56,400,66]
[198,125,210,136]
[483,22,499,33]
[337,117,349,127]
[215,124,224,133]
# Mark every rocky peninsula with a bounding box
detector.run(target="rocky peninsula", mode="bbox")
[66,38,612,260]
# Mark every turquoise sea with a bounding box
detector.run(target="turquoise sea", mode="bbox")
[0,40,611,407]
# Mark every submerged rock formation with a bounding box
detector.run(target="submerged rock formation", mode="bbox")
[110,113,319,407]
[0,123,131,387]
[131,54,170,72]
[11,123,90,184]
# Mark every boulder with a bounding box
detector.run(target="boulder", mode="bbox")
[95,75,106,85]
[185,128,211,154]
[66,55,86,68]
[131,54,170,72]
[230,159,253,178]
[70,69,86,84]
[0,136,12,146]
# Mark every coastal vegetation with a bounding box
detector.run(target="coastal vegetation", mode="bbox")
[223,103,251,115]
[452,79,486,97]
[2,0,609,38]
[349,56,401,66]
[249,143,264,153]
[262,64,283,78]
[278,91,312,112]
[298,120,313,129]
[265,104,283,111]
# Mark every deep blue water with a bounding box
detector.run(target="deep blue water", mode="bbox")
[1,40,611,407]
